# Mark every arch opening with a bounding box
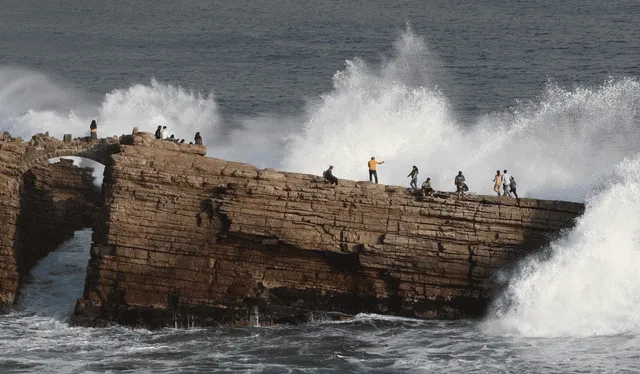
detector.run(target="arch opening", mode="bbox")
[13,156,105,311]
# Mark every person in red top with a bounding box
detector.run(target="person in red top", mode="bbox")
[367,156,385,183]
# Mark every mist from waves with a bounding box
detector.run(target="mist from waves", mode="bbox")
[0,66,221,148]
[483,155,640,338]
[282,30,640,200]
[3,29,640,200]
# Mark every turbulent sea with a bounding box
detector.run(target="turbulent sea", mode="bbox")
[2,0,640,372]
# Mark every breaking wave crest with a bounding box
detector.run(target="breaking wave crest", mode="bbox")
[282,30,640,200]
[486,155,640,337]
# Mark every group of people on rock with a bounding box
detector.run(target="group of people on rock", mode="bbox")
[323,158,519,199]
[153,126,203,145]
[88,120,204,146]
[492,169,518,198]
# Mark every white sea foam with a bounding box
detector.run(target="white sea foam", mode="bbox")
[486,155,640,337]
[282,30,640,200]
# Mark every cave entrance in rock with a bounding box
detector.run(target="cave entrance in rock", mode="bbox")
[13,156,105,313]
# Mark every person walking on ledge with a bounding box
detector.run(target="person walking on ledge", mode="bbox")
[368,156,384,183]
[502,169,511,197]
[407,165,419,189]
[493,170,502,196]
[509,175,519,199]
[89,120,98,140]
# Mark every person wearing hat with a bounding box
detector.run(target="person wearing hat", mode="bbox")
[367,156,385,183]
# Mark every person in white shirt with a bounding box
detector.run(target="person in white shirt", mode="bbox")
[160,126,169,140]
[502,169,511,197]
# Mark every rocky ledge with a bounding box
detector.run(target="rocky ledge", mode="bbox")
[56,133,583,328]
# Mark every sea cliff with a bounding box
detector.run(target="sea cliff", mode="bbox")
[0,132,584,326]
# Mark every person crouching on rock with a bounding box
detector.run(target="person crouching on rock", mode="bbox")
[422,177,434,196]
[323,165,338,185]
[89,120,98,140]
[454,171,467,196]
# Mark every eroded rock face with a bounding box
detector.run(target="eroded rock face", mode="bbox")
[0,132,205,312]
[66,140,584,328]
[0,159,99,311]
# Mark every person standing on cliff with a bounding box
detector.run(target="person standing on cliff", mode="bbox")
[194,132,203,145]
[323,165,338,185]
[509,175,519,200]
[407,165,419,189]
[502,169,511,197]
[89,120,98,140]
[454,171,467,196]
[368,157,385,183]
[493,170,502,196]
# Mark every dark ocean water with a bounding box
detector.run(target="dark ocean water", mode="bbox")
[2,0,639,119]
[2,1,640,372]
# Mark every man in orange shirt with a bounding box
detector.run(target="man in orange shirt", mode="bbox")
[368,156,385,183]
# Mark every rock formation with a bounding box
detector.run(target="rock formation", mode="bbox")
[70,133,582,327]
[0,131,585,326]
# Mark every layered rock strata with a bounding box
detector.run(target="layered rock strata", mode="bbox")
[0,133,116,311]
[66,133,584,327]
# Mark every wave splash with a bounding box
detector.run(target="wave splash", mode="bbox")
[485,155,640,337]
[2,30,640,200]
[283,30,640,199]
[0,68,220,147]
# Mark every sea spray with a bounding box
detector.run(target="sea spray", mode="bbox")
[0,68,220,145]
[99,79,220,145]
[3,31,640,201]
[486,155,640,337]
[282,30,640,199]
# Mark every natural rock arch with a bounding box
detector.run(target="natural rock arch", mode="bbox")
[0,133,123,312]
[17,140,122,174]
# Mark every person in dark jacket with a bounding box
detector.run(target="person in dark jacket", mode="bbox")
[89,120,98,140]
[194,132,203,145]
[407,165,419,189]
[323,165,338,185]
[454,171,467,196]
[155,125,162,139]
[509,176,518,199]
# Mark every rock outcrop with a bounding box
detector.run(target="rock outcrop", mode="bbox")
[0,133,115,311]
[0,131,584,325]
[62,133,583,327]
